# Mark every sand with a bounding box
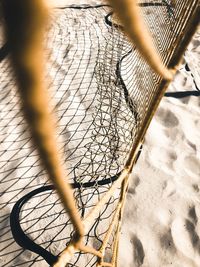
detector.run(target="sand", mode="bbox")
[0,1,199,267]
[119,29,200,267]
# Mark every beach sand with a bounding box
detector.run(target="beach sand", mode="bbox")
[119,29,200,267]
[0,1,199,266]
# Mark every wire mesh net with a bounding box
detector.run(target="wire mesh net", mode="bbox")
[0,1,199,266]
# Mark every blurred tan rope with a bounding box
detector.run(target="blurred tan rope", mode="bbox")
[108,0,174,80]
[2,0,85,246]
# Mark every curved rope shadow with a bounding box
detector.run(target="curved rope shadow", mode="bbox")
[10,173,121,266]
[10,5,146,265]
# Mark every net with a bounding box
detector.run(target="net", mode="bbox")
[0,1,199,267]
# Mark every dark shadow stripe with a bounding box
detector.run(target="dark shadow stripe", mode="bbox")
[10,172,121,265]
[10,186,58,266]
[165,90,200,98]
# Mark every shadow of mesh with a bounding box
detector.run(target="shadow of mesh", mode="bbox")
[0,1,199,266]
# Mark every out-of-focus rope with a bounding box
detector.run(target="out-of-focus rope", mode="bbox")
[1,0,175,266]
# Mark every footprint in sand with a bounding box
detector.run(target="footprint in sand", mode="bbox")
[171,216,200,265]
[150,147,177,174]
[130,234,145,267]
[188,206,198,225]
[127,175,140,195]
[164,127,181,143]
[155,108,179,128]
[173,154,200,200]
[160,228,176,253]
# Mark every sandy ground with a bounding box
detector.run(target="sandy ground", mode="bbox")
[0,1,199,267]
[119,30,200,267]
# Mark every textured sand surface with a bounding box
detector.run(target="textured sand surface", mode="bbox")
[0,1,199,267]
[119,29,200,267]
